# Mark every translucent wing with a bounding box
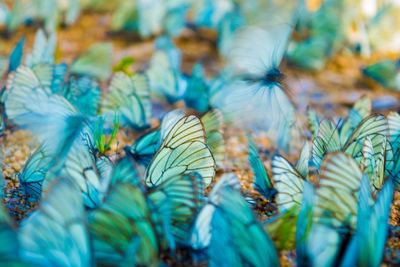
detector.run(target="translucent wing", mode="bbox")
[18,144,52,199]
[19,178,92,267]
[201,110,225,168]
[126,130,161,166]
[192,183,279,266]
[341,177,394,267]
[88,183,159,266]
[70,43,113,81]
[307,107,320,138]
[228,23,293,77]
[296,182,315,266]
[5,66,86,159]
[296,141,311,179]
[62,75,101,117]
[315,152,362,229]
[339,96,372,145]
[311,119,341,170]
[343,114,389,164]
[148,172,204,243]
[147,50,186,103]
[110,158,140,187]
[103,72,151,130]
[272,155,305,212]
[45,137,110,208]
[184,63,210,112]
[146,115,216,187]
[248,136,275,200]
[217,80,295,147]
[25,29,56,67]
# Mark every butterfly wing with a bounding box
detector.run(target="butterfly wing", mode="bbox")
[19,178,92,267]
[272,155,305,212]
[103,72,151,130]
[18,144,52,199]
[70,43,113,81]
[148,172,204,243]
[89,183,159,266]
[248,136,274,200]
[201,110,225,168]
[25,29,56,67]
[146,115,216,187]
[5,66,86,159]
[314,152,362,229]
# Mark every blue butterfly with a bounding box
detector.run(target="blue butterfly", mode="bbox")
[19,178,93,267]
[191,173,279,266]
[213,16,297,149]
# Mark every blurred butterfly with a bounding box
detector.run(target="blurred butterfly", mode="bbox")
[287,0,343,70]
[60,75,102,117]
[0,202,24,265]
[213,16,297,149]
[17,144,52,200]
[296,181,315,267]
[362,59,400,91]
[184,63,210,113]
[5,66,88,160]
[111,0,189,37]
[8,36,25,73]
[146,37,187,103]
[341,176,394,267]
[89,171,204,265]
[26,29,56,67]
[70,43,113,81]
[102,72,151,130]
[145,115,216,187]
[19,178,92,267]
[191,174,279,267]
[247,135,275,200]
[45,135,113,208]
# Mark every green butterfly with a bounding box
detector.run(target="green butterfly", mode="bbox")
[103,72,152,130]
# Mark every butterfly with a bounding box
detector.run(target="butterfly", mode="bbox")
[184,63,210,113]
[127,109,224,170]
[61,75,102,117]
[247,135,275,200]
[287,0,343,70]
[70,43,113,81]
[272,142,311,212]
[26,29,56,67]
[311,114,388,173]
[17,144,52,200]
[341,176,394,267]
[8,36,25,73]
[145,115,216,187]
[5,66,88,160]
[191,173,279,266]
[45,134,113,208]
[362,59,400,91]
[146,37,187,103]
[213,14,297,149]
[18,178,92,267]
[89,171,204,265]
[102,72,151,130]
[111,0,189,37]
[314,152,363,230]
